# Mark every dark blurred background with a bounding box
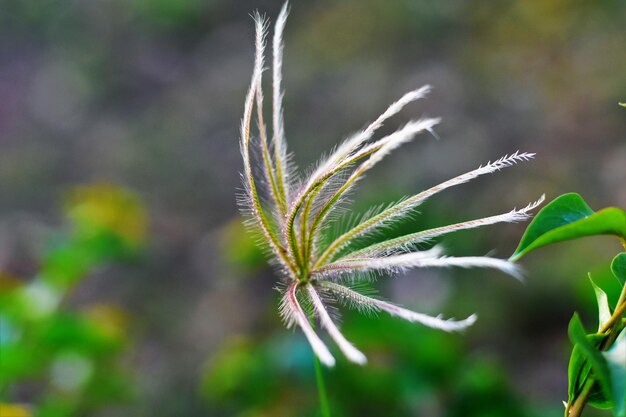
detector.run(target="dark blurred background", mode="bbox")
[0,1,625,416]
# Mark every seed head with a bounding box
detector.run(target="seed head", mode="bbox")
[238,2,543,367]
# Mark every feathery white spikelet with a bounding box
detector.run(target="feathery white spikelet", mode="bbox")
[238,3,542,366]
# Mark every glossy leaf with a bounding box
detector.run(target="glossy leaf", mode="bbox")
[602,328,626,417]
[511,193,626,261]
[568,314,614,409]
[611,253,626,285]
[589,274,612,332]
[568,333,607,404]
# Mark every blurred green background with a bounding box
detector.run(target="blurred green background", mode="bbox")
[0,0,624,416]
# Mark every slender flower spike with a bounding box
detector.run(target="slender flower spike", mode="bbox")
[238,3,544,367]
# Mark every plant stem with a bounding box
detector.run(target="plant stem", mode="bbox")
[567,378,594,417]
[615,279,626,310]
[314,354,331,417]
[309,315,331,417]
[567,281,626,417]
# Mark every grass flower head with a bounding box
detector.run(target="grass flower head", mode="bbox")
[239,3,544,367]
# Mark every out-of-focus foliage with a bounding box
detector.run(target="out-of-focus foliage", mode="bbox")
[0,184,146,416]
[220,219,266,273]
[202,313,555,417]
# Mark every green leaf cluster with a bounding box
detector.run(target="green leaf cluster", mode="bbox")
[511,193,626,416]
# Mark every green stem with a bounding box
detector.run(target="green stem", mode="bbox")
[566,377,594,417]
[567,281,626,416]
[309,316,331,417]
[314,354,331,417]
[615,279,626,311]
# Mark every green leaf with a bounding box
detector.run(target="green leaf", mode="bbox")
[602,328,626,417]
[568,313,614,409]
[568,333,607,403]
[511,193,626,261]
[620,103,626,108]
[611,253,626,285]
[589,274,612,332]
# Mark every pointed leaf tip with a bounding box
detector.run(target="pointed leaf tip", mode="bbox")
[611,253,626,285]
[510,193,626,261]
[588,274,611,332]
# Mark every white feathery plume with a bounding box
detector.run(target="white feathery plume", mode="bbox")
[348,194,546,257]
[308,85,432,186]
[314,151,536,266]
[239,14,265,171]
[282,283,335,367]
[414,256,523,280]
[238,4,541,367]
[285,96,437,262]
[312,247,522,282]
[303,118,440,258]
[315,246,444,275]
[272,2,292,207]
[361,118,440,170]
[307,284,367,365]
[239,15,293,273]
[321,281,477,331]
[254,19,286,217]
